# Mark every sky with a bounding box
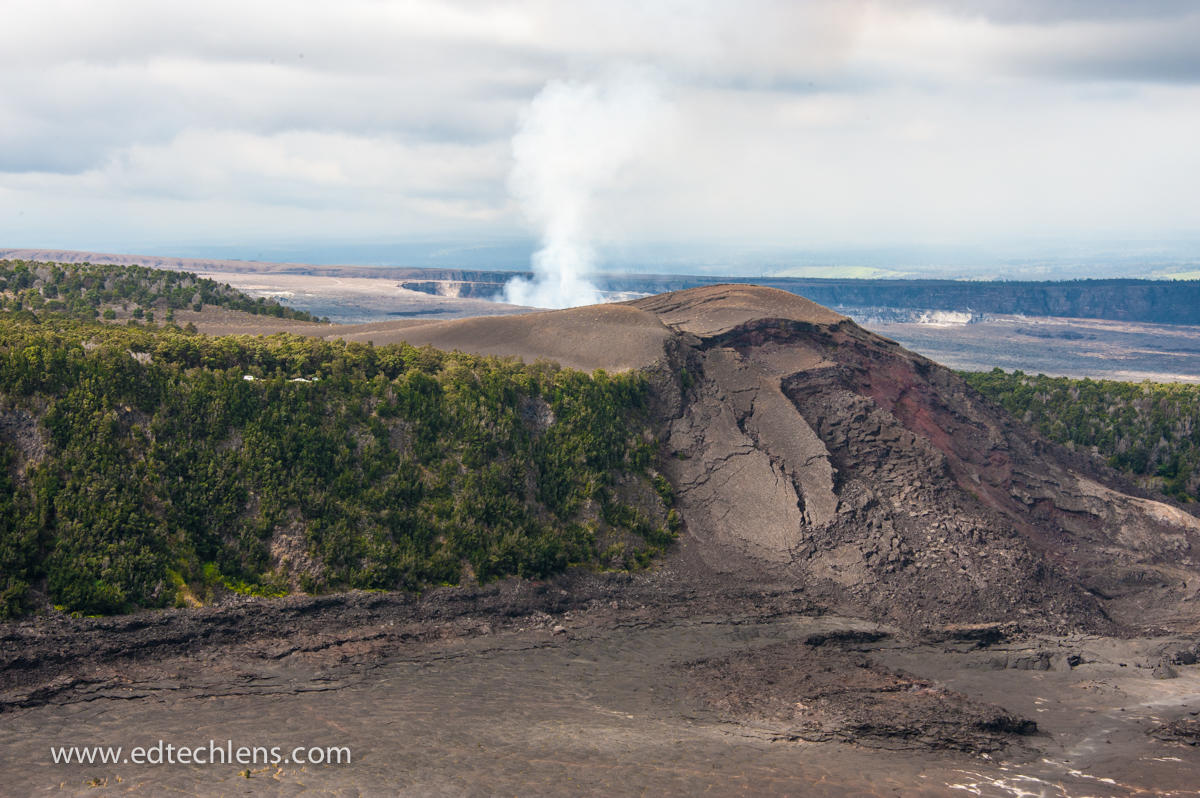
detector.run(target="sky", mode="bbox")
[2,0,1200,278]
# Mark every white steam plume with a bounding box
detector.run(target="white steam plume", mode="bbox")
[504,69,664,309]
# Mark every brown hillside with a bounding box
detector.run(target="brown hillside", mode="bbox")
[329,303,674,373]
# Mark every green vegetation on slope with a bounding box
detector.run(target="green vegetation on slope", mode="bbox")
[0,259,324,322]
[0,313,672,618]
[963,369,1200,503]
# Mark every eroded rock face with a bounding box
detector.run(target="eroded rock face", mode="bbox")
[0,408,47,473]
[629,285,1200,632]
[663,346,835,563]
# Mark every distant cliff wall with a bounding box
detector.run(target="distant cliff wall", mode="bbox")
[753,278,1200,325]
[396,273,1200,326]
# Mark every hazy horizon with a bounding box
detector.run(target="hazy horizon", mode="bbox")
[7,239,1200,283]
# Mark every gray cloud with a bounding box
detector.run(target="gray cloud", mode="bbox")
[1,0,1198,272]
[936,0,1198,24]
[976,7,1200,84]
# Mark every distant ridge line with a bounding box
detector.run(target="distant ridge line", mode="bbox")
[4,247,1200,325]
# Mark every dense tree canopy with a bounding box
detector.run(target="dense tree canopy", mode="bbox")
[0,294,670,618]
[0,259,324,322]
[964,369,1200,504]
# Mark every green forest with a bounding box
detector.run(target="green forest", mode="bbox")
[0,268,673,619]
[964,369,1200,504]
[0,259,323,322]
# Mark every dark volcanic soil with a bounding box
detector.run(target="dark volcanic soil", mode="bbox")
[3,572,1200,796]
[682,639,1037,753]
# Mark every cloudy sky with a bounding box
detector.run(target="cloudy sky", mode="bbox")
[3,0,1199,276]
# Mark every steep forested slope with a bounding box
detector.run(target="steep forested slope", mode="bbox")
[964,369,1200,503]
[0,314,671,618]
